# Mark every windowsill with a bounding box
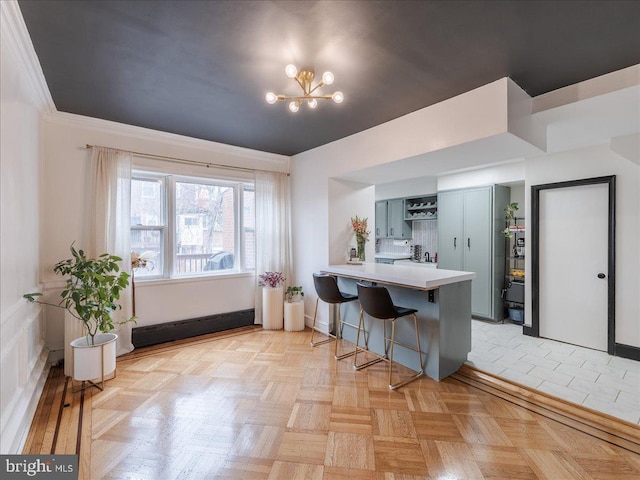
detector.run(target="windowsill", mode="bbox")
[134,271,255,287]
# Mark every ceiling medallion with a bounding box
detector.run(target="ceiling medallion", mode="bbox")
[266,64,344,113]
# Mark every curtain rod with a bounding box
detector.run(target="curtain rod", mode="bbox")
[85,144,289,176]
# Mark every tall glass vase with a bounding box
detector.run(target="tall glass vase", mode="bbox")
[356,233,366,262]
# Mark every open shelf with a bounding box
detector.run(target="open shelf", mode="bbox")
[404,195,437,220]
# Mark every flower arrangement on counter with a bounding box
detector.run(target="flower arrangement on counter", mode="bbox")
[258,271,286,288]
[351,215,370,261]
[351,215,371,240]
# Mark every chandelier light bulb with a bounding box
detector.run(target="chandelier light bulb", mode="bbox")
[332,91,344,104]
[288,101,299,113]
[285,64,298,78]
[321,71,334,85]
[308,98,318,109]
[265,92,278,104]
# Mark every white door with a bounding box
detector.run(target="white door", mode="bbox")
[539,183,609,351]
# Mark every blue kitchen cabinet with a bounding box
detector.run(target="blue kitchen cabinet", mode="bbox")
[437,185,509,322]
[375,199,411,239]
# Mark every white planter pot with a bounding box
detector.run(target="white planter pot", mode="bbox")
[284,301,305,331]
[262,286,284,330]
[70,333,118,381]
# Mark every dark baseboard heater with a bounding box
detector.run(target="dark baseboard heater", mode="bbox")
[132,309,255,349]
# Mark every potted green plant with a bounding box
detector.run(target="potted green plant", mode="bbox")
[285,286,304,303]
[502,202,519,238]
[24,243,135,387]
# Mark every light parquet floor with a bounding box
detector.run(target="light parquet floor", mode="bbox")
[23,326,640,479]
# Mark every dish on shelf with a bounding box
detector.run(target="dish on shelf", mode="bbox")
[510,269,525,278]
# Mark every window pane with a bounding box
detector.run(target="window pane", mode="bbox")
[243,188,255,271]
[131,177,163,226]
[175,181,235,274]
[131,230,163,277]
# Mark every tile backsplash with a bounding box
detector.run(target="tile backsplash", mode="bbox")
[377,220,438,258]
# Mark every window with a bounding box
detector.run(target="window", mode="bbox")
[131,171,254,279]
[131,176,165,278]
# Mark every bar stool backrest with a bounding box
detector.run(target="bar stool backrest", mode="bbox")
[357,283,399,320]
[313,273,350,304]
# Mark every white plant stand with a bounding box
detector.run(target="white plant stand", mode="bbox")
[262,286,284,329]
[70,332,118,391]
[284,301,305,331]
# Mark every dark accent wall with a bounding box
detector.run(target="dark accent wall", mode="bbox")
[132,309,255,348]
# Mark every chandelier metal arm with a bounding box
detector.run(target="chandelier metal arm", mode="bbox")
[275,94,333,101]
[307,81,325,96]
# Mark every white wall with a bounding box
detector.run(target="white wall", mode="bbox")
[40,114,289,352]
[437,161,525,191]
[327,179,375,265]
[375,176,438,200]
[525,144,640,347]
[0,2,49,453]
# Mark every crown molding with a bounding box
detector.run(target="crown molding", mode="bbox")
[0,1,56,113]
[42,111,291,169]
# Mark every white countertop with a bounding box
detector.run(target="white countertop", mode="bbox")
[374,252,412,260]
[321,263,475,290]
[394,259,437,268]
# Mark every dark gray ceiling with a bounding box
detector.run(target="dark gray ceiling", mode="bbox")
[19,0,640,156]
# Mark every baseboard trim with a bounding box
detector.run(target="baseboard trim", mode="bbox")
[132,309,255,348]
[451,364,640,454]
[10,351,50,453]
[615,343,640,361]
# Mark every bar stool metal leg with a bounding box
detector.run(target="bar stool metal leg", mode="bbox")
[353,307,385,370]
[310,297,335,347]
[388,313,424,390]
[335,303,371,360]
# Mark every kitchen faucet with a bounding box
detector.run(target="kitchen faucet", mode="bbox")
[424,252,430,262]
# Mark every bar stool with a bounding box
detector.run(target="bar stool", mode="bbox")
[354,282,424,390]
[310,273,368,360]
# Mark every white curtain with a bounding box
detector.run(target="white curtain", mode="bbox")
[254,171,292,324]
[87,146,134,355]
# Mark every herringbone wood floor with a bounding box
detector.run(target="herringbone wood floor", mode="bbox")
[24,326,640,479]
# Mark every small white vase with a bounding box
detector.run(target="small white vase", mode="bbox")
[262,286,284,330]
[70,333,118,381]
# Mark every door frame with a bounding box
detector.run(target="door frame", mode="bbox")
[529,175,616,354]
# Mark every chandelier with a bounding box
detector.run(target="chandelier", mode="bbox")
[265,64,344,113]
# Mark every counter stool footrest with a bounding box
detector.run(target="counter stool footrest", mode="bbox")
[390,371,424,390]
[310,327,336,347]
[335,349,357,360]
[353,346,386,370]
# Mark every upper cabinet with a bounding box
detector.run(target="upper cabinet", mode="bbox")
[375,201,388,239]
[375,199,412,239]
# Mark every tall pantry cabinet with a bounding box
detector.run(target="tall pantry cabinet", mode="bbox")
[437,185,510,322]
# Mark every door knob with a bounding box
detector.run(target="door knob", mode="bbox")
[597,273,606,279]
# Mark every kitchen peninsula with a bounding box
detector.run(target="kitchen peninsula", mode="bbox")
[321,263,475,381]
